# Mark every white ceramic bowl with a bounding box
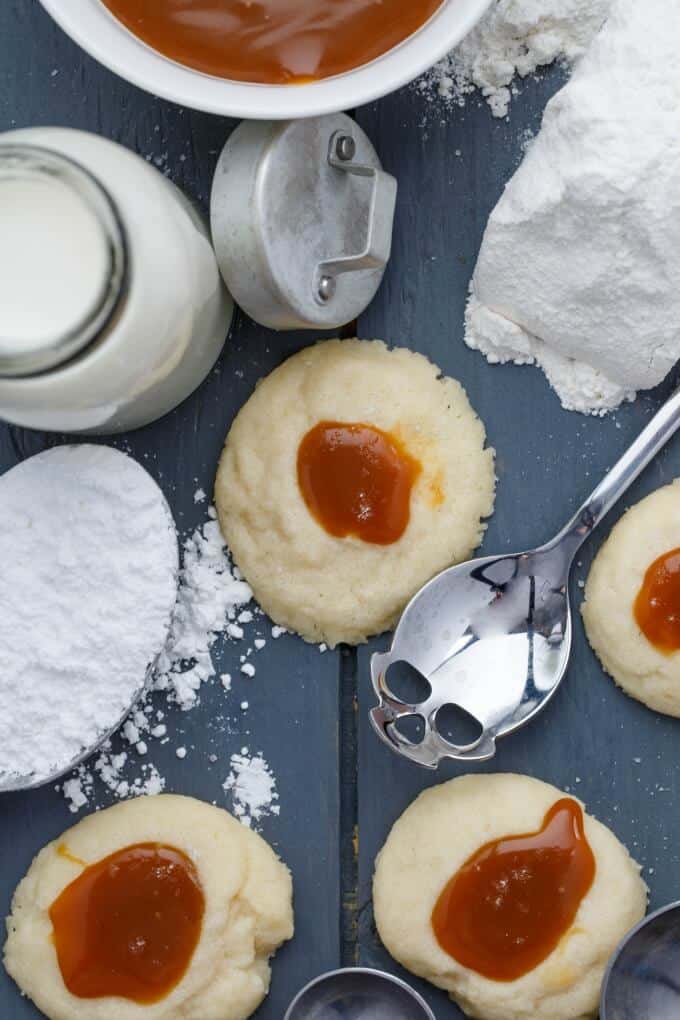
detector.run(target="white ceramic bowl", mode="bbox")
[39,0,492,119]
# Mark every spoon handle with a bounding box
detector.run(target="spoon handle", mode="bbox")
[549,386,680,561]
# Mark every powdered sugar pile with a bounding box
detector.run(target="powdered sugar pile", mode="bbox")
[223,750,280,829]
[416,0,611,117]
[0,445,178,786]
[465,0,680,413]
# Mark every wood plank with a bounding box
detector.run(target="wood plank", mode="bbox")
[0,4,341,1016]
[4,3,680,1018]
[355,76,680,1017]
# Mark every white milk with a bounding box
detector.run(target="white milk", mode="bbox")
[0,128,233,433]
[0,175,110,351]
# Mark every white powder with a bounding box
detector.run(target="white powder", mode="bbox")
[153,509,253,709]
[223,752,279,830]
[62,777,89,812]
[58,507,272,813]
[123,721,140,745]
[63,753,166,812]
[466,0,680,413]
[417,0,610,117]
[0,446,178,786]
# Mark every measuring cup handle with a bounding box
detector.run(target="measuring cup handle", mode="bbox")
[548,385,680,563]
[316,130,397,281]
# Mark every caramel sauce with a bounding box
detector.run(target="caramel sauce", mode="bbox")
[431,799,595,981]
[101,0,445,84]
[634,548,680,653]
[297,421,421,545]
[56,844,87,869]
[49,843,204,1004]
[427,468,445,509]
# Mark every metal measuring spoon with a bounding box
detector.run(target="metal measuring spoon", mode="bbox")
[284,968,435,1020]
[600,902,680,1019]
[371,387,680,768]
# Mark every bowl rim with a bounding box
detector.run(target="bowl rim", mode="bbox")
[38,0,493,118]
[599,899,680,1019]
[283,966,437,1020]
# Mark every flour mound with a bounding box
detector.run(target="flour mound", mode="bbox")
[418,0,611,117]
[465,0,680,414]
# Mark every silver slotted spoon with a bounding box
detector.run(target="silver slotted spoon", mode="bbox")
[370,387,680,768]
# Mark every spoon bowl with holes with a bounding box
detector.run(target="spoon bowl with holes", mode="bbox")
[370,387,680,767]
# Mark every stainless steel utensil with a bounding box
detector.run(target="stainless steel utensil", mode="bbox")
[211,115,397,330]
[371,387,680,768]
[284,968,436,1020]
[600,901,680,1019]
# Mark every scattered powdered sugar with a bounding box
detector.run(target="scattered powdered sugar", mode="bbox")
[57,504,284,817]
[223,751,280,830]
[416,0,611,117]
[61,777,89,812]
[0,446,178,786]
[63,751,166,812]
[152,508,253,709]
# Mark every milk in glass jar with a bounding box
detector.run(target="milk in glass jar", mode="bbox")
[0,127,233,433]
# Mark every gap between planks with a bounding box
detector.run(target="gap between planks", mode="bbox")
[337,295,362,965]
[339,643,360,966]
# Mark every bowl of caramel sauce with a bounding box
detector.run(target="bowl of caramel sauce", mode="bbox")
[38,0,492,117]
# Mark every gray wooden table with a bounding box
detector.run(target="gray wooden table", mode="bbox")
[1,5,679,1018]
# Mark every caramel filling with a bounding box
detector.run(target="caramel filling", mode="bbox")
[634,548,680,653]
[432,799,596,981]
[50,842,204,1003]
[297,421,421,545]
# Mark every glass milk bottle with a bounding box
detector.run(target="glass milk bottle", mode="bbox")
[0,127,233,433]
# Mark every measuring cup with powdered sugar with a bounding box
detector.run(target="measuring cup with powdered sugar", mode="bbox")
[0,445,178,792]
